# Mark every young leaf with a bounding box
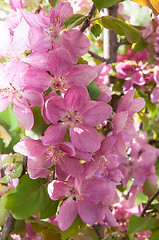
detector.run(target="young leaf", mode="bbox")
[150,228,159,240]
[91,24,102,37]
[128,215,158,238]
[101,16,141,43]
[87,81,101,100]
[143,179,159,201]
[49,0,60,8]
[92,0,124,10]
[5,174,57,219]
[64,14,88,30]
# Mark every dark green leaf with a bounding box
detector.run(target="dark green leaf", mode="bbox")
[49,0,60,8]
[128,215,158,238]
[150,228,159,240]
[87,81,101,100]
[132,41,148,52]
[5,174,54,219]
[61,215,85,240]
[30,218,61,240]
[91,24,102,37]
[92,0,124,10]
[143,179,159,202]
[64,14,88,30]
[101,16,141,43]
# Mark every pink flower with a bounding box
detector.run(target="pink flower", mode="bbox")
[47,48,97,91]
[42,85,112,152]
[22,1,91,63]
[48,177,116,230]
[9,0,25,11]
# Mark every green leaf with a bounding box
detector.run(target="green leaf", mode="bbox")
[0,189,14,226]
[30,218,61,240]
[11,220,26,235]
[92,0,124,10]
[25,107,49,140]
[40,198,59,219]
[143,179,159,202]
[10,164,23,179]
[61,215,85,240]
[132,40,148,52]
[49,0,60,8]
[87,81,101,100]
[91,24,102,37]
[64,14,88,30]
[101,16,141,43]
[0,176,10,184]
[150,228,159,240]
[0,105,19,131]
[128,215,158,239]
[5,174,56,219]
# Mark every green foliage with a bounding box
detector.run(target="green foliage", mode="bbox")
[92,0,124,10]
[61,215,86,240]
[101,16,141,43]
[5,174,58,219]
[132,40,148,52]
[64,14,88,30]
[29,218,61,240]
[150,228,159,240]
[87,80,101,100]
[25,106,49,140]
[0,189,14,226]
[128,215,158,239]
[49,0,60,8]
[91,24,102,37]
[143,180,159,202]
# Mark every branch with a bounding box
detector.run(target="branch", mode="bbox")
[140,188,159,217]
[88,50,111,63]
[0,212,14,240]
[80,3,96,32]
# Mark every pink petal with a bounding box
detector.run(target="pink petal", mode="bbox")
[112,111,128,135]
[57,2,73,23]
[70,124,100,152]
[101,135,117,155]
[46,95,66,123]
[60,157,83,178]
[28,157,50,179]
[13,138,47,157]
[0,92,10,112]
[67,65,97,86]
[13,98,34,130]
[65,85,89,110]
[48,48,72,77]
[28,27,51,52]
[82,101,112,126]
[23,52,49,71]
[48,180,69,200]
[42,123,66,146]
[129,97,145,115]
[58,142,75,156]
[56,198,77,231]
[151,87,159,103]
[117,89,135,113]
[22,88,44,107]
[23,69,51,92]
[77,199,97,225]
[56,29,91,64]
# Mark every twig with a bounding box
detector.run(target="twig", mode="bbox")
[0,212,14,240]
[88,50,111,63]
[140,188,159,217]
[80,3,96,32]
[93,223,105,239]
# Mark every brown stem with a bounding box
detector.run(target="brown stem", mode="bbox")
[93,223,105,239]
[0,212,14,240]
[88,50,111,63]
[80,3,96,32]
[107,5,118,63]
[140,189,159,217]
